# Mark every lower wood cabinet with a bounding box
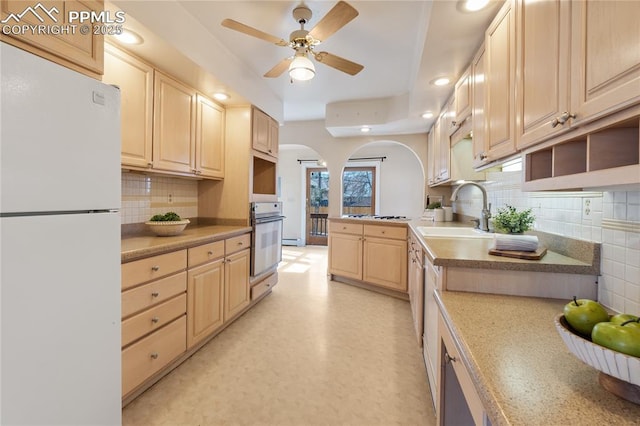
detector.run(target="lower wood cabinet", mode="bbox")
[187,257,225,348]
[328,220,407,293]
[408,230,424,345]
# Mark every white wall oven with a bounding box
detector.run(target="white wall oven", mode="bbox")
[251,202,284,276]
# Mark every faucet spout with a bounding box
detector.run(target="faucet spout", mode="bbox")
[450,182,491,232]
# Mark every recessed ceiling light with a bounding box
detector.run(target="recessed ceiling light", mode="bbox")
[360,126,371,133]
[112,28,144,45]
[430,77,451,86]
[465,0,490,12]
[213,92,229,101]
[422,111,434,119]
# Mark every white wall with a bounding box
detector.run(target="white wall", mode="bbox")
[279,120,427,218]
[452,172,640,315]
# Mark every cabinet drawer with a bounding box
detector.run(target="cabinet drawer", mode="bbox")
[122,294,187,347]
[330,222,363,235]
[122,272,187,318]
[122,250,187,290]
[122,315,186,396]
[364,224,407,240]
[188,241,224,268]
[225,233,251,255]
[251,273,277,301]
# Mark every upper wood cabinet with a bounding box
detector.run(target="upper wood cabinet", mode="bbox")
[570,1,640,124]
[471,45,487,168]
[103,44,154,169]
[0,0,104,78]
[454,65,472,126]
[252,107,279,157]
[515,0,571,149]
[484,0,516,162]
[196,94,225,179]
[153,70,197,174]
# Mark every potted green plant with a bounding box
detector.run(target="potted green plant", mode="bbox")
[145,212,190,236]
[492,205,535,234]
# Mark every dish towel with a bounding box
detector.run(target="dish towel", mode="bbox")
[493,234,539,252]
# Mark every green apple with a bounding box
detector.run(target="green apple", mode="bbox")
[563,296,609,336]
[592,319,640,358]
[610,314,640,328]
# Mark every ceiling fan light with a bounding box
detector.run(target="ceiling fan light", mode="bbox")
[289,55,315,81]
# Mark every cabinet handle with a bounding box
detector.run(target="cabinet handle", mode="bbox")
[444,352,457,364]
[208,251,213,256]
[151,292,159,298]
[551,111,576,128]
[151,317,160,324]
[266,283,271,288]
[381,230,386,234]
[150,353,159,360]
[451,120,457,128]
[479,153,487,160]
[147,162,153,168]
[237,242,243,246]
[151,266,160,272]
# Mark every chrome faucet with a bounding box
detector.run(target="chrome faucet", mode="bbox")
[450,182,491,232]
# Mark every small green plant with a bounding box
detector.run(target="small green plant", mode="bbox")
[426,201,442,209]
[149,212,182,222]
[493,205,535,234]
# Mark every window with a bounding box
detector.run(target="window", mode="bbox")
[342,167,376,216]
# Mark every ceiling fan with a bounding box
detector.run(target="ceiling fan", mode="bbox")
[221,1,364,81]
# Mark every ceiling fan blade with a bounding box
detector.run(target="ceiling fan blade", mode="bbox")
[313,51,363,76]
[308,1,358,42]
[221,19,289,47]
[264,58,293,78]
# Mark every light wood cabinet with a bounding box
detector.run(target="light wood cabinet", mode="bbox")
[224,248,251,320]
[427,130,438,185]
[328,220,407,292]
[423,257,442,411]
[471,45,487,168]
[438,97,454,179]
[252,107,279,157]
[187,257,224,348]
[570,1,640,125]
[454,65,472,126]
[195,94,225,179]
[103,43,154,169]
[408,230,424,345]
[152,70,196,174]
[484,0,516,162]
[0,0,104,78]
[514,0,571,149]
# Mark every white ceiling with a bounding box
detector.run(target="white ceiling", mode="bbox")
[110,1,503,137]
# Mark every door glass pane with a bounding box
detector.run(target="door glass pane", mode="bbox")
[342,167,375,216]
[307,169,329,245]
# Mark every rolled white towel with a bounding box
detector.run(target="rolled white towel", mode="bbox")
[493,234,539,252]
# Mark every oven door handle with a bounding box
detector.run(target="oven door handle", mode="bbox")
[254,215,286,224]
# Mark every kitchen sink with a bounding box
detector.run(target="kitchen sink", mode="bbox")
[417,226,494,238]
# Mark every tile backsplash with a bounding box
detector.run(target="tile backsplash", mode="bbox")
[121,172,198,224]
[452,171,640,314]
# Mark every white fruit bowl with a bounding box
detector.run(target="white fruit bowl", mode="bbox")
[145,219,190,236]
[555,314,640,387]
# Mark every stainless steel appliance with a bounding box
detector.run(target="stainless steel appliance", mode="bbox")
[251,202,284,276]
[1,43,121,424]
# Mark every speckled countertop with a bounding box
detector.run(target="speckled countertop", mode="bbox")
[329,217,600,275]
[436,291,640,425]
[121,224,251,262]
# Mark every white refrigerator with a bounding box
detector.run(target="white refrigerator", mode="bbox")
[0,43,121,425]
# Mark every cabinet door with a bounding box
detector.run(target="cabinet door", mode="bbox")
[471,45,487,167]
[195,94,225,179]
[153,70,196,174]
[408,242,424,344]
[570,0,640,124]
[484,0,516,162]
[224,249,250,320]
[423,261,440,410]
[515,0,571,149]
[454,66,472,125]
[268,117,279,157]
[328,232,363,280]
[251,107,271,154]
[0,0,104,76]
[431,116,442,184]
[362,236,407,291]
[438,97,454,181]
[427,124,438,185]
[103,44,154,169]
[187,258,224,348]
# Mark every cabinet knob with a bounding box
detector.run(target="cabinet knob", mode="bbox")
[479,153,488,160]
[551,111,576,127]
[151,292,159,298]
[208,251,213,256]
[151,266,160,272]
[237,242,243,246]
[381,230,386,234]
[150,353,159,360]
[147,162,153,168]
[444,352,457,364]
[151,317,160,324]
